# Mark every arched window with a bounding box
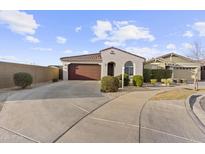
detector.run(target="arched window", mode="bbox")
[124,61,133,76]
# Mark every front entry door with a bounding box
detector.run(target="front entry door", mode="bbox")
[108,63,114,76]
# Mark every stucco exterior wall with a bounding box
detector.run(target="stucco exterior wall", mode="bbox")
[173,67,201,81]
[101,48,145,77]
[0,62,59,89]
[144,62,165,69]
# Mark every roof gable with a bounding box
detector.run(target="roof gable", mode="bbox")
[100,47,146,60]
[146,52,195,63]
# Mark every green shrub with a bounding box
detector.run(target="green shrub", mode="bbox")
[143,69,151,82]
[161,78,173,86]
[150,79,157,86]
[101,76,119,92]
[133,75,143,87]
[161,78,167,84]
[52,78,59,82]
[116,73,130,86]
[13,72,33,89]
[167,78,173,85]
[143,69,172,82]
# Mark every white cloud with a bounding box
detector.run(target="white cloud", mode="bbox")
[25,35,40,44]
[82,50,90,54]
[126,47,163,59]
[153,44,159,48]
[113,20,130,27]
[0,56,33,64]
[64,49,73,54]
[104,41,124,47]
[92,20,112,41]
[75,26,82,32]
[32,47,53,52]
[56,36,67,44]
[0,56,18,62]
[92,20,155,46]
[183,31,193,37]
[166,43,176,50]
[182,43,193,50]
[193,22,205,36]
[0,10,39,35]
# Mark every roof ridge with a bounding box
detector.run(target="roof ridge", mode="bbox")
[60,52,101,60]
[100,46,146,60]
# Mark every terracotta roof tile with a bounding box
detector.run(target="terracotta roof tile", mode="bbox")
[60,53,102,62]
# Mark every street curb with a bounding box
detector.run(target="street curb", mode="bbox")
[185,94,205,134]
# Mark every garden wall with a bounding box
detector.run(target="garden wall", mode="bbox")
[0,61,59,89]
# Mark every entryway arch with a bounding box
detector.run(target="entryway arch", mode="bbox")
[107,62,115,76]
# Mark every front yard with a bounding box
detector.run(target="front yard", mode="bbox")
[151,88,205,100]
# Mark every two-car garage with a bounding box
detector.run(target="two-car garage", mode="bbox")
[68,64,101,80]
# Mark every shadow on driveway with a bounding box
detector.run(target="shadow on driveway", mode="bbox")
[1,81,104,102]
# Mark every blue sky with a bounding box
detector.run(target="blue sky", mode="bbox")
[0,10,205,66]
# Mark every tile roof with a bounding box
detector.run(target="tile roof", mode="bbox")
[145,52,196,63]
[60,53,102,62]
[100,47,146,60]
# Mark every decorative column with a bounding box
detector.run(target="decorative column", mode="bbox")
[63,62,70,80]
[133,63,136,75]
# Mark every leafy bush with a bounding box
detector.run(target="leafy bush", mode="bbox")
[167,78,173,85]
[143,69,151,82]
[150,79,157,86]
[161,78,167,84]
[13,72,33,89]
[161,78,173,86]
[133,75,143,87]
[52,78,59,82]
[101,76,119,92]
[143,69,172,82]
[116,73,130,87]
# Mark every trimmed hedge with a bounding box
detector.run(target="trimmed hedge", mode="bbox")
[13,72,33,89]
[101,76,119,92]
[143,69,172,82]
[143,69,151,83]
[133,75,143,87]
[150,79,157,85]
[116,73,130,87]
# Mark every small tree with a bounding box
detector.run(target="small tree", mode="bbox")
[189,42,205,60]
[188,42,205,90]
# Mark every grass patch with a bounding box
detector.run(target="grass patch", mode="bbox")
[151,88,205,100]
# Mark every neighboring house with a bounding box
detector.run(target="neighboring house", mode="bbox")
[144,53,202,81]
[60,47,145,80]
[199,59,205,81]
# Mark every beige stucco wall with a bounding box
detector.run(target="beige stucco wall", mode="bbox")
[173,67,201,81]
[101,48,145,77]
[0,62,59,89]
[144,62,165,69]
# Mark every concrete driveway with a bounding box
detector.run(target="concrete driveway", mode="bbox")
[1,82,205,143]
[0,81,111,143]
[56,90,205,143]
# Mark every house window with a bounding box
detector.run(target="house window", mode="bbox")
[124,61,133,76]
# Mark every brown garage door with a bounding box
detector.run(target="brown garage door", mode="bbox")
[68,64,101,80]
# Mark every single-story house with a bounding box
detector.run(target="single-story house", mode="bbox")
[60,47,145,80]
[144,52,202,81]
[198,59,205,81]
